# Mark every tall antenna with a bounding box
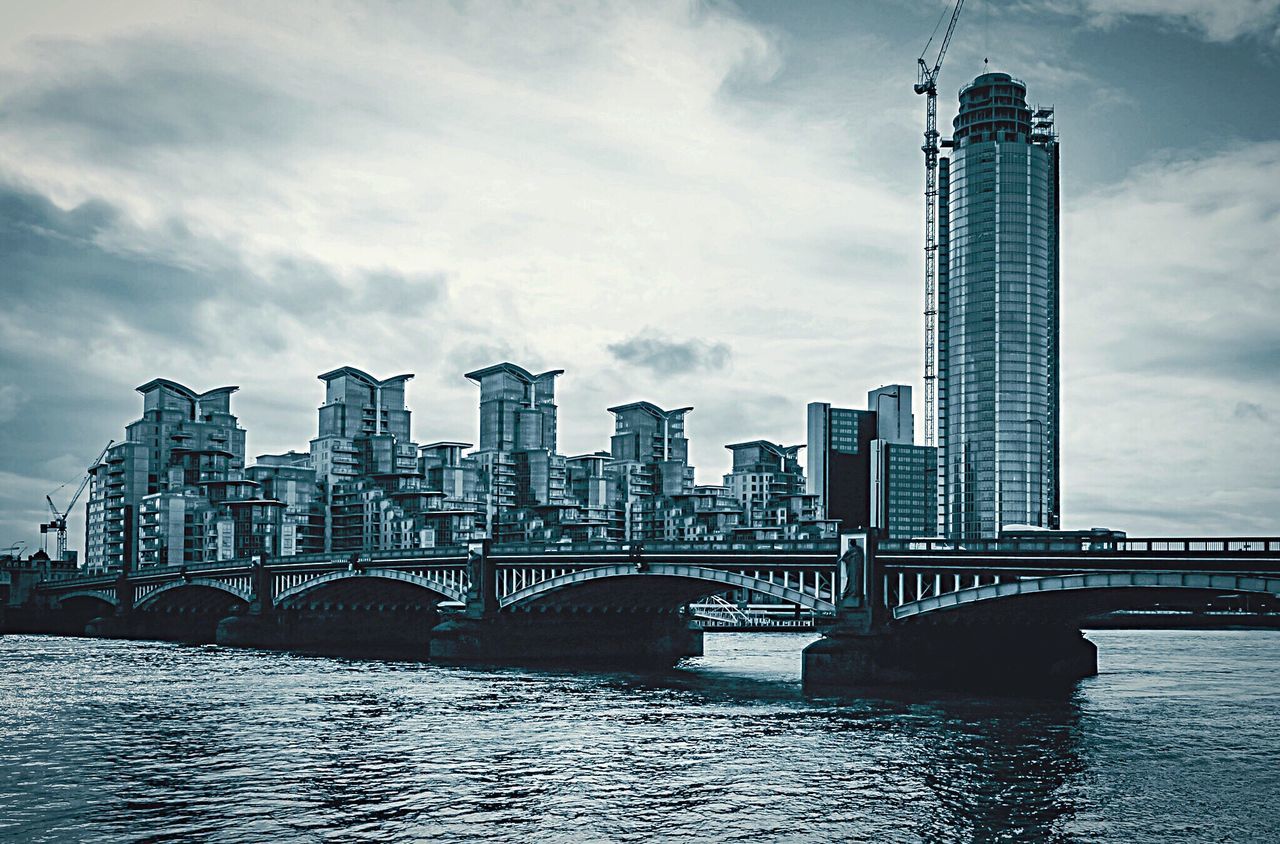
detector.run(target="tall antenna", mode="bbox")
[914,0,965,448]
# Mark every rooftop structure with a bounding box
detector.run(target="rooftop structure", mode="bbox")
[608,402,693,465]
[466,363,562,454]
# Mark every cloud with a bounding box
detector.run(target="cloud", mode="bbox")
[608,333,732,376]
[1061,142,1280,532]
[0,1,1277,545]
[1233,401,1270,422]
[1027,0,1280,42]
[361,270,448,315]
[0,384,25,424]
[1068,142,1280,384]
[0,41,318,162]
[0,184,450,353]
[0,182,455,547]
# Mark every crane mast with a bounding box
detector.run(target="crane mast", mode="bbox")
[915,0,964,448]
[42,439,113,561]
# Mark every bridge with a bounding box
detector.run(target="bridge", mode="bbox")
[6,535,1280,688]
[9,541,838,664]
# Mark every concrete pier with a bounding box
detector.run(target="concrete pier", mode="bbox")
[216,607,440,658]
[803,623,1097,691]
[429,610,703,667]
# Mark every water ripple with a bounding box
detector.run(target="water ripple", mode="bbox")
[2,631,1278,842]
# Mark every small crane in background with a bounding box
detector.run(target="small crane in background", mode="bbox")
[42,439,113,561]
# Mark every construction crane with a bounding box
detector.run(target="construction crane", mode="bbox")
[915,0,965,447]
[42,439,113,561]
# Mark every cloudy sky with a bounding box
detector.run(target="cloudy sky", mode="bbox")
[2,0,1279,553]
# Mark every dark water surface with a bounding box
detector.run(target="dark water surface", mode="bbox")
[2,630,1278,842]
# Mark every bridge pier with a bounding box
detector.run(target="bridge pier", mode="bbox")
[429,609,703,667]
[217,605,440,658]
[4,602,105,636]
[803,623,1097,691]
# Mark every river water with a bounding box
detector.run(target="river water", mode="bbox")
[1,630,1277,843]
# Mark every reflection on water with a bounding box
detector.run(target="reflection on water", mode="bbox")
[1,630,1278,842]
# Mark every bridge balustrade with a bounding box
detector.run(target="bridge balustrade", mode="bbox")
[491,540,838,556]
[881,537,1280,555]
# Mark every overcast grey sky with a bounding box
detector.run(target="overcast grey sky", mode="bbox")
[2,0,1279,553]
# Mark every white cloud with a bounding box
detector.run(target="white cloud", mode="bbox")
[0,1,1277,546]
[1038,0,1280,42]
[0,1,922,548]
[1062,142,1280,532]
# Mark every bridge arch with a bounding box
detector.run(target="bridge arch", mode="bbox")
[500,563,838,613]
[893,571,1280,621]
[135,578,254,611]
[273,567,467,608]
[53,590,118,610]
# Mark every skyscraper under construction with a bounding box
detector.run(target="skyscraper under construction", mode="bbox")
[937,72,1060,539]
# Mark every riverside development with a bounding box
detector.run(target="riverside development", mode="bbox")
[3,23,1280,842]
[6,70,1279,693]
[25,72,1059,579]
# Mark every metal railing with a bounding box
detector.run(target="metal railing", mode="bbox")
[39,539,842,590]
[879,537,1280,555]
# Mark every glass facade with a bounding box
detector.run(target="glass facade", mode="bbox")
[872,442,938,539]
[806,403,877,532]
[938,73,1060,539]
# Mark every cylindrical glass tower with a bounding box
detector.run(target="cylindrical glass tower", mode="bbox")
[937,72,1060,539]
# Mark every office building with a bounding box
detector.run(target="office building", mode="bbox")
[937,72,1060,539]
[247,451,323,556]
[868,385,913,445]
[806,402,877,532]
[871,441,937,539]
[724,440,803,518]
[466,363,574,542]
[724,441,831,539]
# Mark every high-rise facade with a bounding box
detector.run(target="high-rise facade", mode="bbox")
[806,402,877,531]
[870,441,937,539]
[606,402,695,540]
[310,367,417,486]
[868,385,913,445]
[86,380,246,573]
[466,363,572,542]
[723,441,805,518]
[937,72,1060,539]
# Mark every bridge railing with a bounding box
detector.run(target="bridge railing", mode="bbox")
[41,539,843,590]
[879,537,1280,555]
[1116,538,1280,553]
[491,540,838,556]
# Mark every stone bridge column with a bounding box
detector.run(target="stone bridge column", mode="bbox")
[430,541,496,660]
[216,556,281,648]
[803,532,1097,691]
[465,539,496,618]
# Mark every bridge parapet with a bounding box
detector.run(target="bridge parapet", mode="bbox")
[881,536,1280,555]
